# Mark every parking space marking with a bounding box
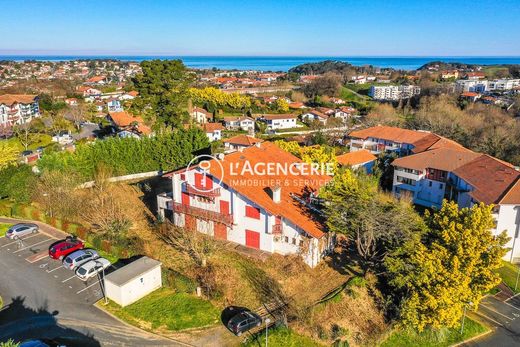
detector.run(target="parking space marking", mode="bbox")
[475,310,504,327]
[46,265,64,273]
[500,300,520,312]
[505,292,520,302]
[76,280,100,294]
[62,275,76,283]
[1,234,40,247]
[12,239,51,253]
[480,303,515,321]
[26,251,48,263]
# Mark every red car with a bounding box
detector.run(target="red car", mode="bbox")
[49,237,84,260]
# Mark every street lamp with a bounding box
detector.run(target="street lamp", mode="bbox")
[95,260,108,304]
[460,301,473,335]
[515,265,520,292]
[265,318,271,347]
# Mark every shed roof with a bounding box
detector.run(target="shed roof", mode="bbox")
[105,256,162,287]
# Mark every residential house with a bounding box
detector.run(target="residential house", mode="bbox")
[223,134,263,152]
[288,102,306,109]
[156,141,335,267]
[301,110,328,125]
[202,123,223,142]
[465,72,486,80]
[329,97,345,105]
[86,75,108,85]
[223,116,255,131]
[455,79,488,93]
[334,106,357,122]
[460,92,481,102]
[191,107,212,124]
[120,91,139,100]
[65,98,78,106]
[107,98,123,112]
[259,114,298,130]
[107,111,152,138]
[77,86,101,97]
[0,94,40,127]
[440,70,459,79]
[336,150,377,173]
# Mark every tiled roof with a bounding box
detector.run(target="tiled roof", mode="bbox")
[202,123,223,132]
[0,94,37,105]
[223,134,263,147]
[411,133,469,154]
[500,178,520,205]
[108,111,151,135]
[86,75,106,83]
[337,150,377,166]
[393,147,481,172]
[191,142,331,239]
[192,107,211,117]
[262,114,297,120]
[453,155,520,205]
[349,126,432,145]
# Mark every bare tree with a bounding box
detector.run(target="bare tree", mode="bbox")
[13,121,36,150]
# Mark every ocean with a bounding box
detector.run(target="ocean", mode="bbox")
[1,55,520,71]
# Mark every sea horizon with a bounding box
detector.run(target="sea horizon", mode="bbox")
[1,55,520,71]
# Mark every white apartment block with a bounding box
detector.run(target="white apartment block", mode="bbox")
[369,85,421,100]
[0,94,40,127]
[456,78,520,93]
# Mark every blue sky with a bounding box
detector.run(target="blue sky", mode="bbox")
[0,0,519,56]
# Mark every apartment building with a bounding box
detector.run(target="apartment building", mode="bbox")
[0,94,40,127]
[369,85,421,101]
[156,142,334,267]
[456,78,520,93]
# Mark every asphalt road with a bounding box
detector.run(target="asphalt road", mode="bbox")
[463,294,520,346]
[0,227,185,346]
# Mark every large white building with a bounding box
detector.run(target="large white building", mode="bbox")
[455,78,520,93]
[0,94,40,127]
[369,85,421,101]
[260,114,298,130]
[157,142,335,267]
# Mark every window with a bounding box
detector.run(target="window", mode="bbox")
[396,176,416,186]
[429,181,432,187]
[245,205,260,219]
[284,236,289,243]
[299,240,304,246]
[439,183,444,189]
[292,238,296,245]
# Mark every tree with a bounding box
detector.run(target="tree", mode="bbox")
[385,201,508,331]
[67,103,88,131]
[303,72,342,98]
[275,98,289,112]
[33,170,82,218]
[131,60,195,127]
[0,141,20,170]
[13,122,37,150]
[0,164,36,203]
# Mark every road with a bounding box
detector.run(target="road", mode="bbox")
[0,218,186,346]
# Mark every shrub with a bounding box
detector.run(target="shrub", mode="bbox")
[31,209,41,221]
[61,221,70,233]
[101,240,111,253]
[77,226,88,239]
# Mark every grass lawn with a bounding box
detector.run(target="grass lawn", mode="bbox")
[381,318,488,347]
[5,134,53,151]
[102,288,220,331]
[0,223,13,237]
[244,327,324,347]
[494,260,520,293]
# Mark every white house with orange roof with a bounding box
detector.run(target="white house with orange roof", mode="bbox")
[0,94,40,127]
[156,142,335,267]
[202,123,223,142]
[190,107,212,124]
[259,114,298,130]
[336,150,377,173]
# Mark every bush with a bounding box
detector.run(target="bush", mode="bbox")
[0,165,37,203]
[163,268,197,294]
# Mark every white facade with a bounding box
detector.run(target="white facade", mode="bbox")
[369,85,421,101]
[0,97,40,127]
[495,205,520,263]
[206,129,222,142]
[264,116,297,130]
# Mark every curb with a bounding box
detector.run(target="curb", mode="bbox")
[451,328,493,347]
[93,301,194,347]
[0,216,70,240]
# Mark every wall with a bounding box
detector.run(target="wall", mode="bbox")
[115,265,162,307]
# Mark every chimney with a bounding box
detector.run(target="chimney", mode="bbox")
[255,141,262,148]
[270,185,281,203]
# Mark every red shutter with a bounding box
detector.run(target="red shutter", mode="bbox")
[181,192,190,206]
[214,223,227,240]
[205,175,213,189]
[194,172,204,188]
[245,206,260,219]
[245,229,260,249]
[220,200,229,214]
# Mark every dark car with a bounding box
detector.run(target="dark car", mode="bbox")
[49,238,84,260]
[226,310,262,336]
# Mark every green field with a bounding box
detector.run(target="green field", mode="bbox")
[4,134,53,151]
[102,288,220,331]
[381,318,488,347]
[244,327,324,347]
[0,223,13,237]
[495,261,520,293]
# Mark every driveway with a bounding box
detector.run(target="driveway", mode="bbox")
[0,218,186,346]
[463,291,520,346]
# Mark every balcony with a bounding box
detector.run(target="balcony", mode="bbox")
[172,202,233,226]
[272,224,283,235]
[185,184,221,198]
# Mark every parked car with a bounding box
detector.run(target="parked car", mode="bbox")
[226,310,262,336]
[63,249,99,270]
[49,238,84,260]
[6,223,39,239]
[75,258,111,281]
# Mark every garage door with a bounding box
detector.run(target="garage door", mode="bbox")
[245,229,260,249]
[214,223,227,240]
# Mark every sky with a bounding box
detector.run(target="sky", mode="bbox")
[0,0,519,56]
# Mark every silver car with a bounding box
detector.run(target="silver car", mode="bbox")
[6,223,39,239]
[75,258,111,281]
[63,249,99,270]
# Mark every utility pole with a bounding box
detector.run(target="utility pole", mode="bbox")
[265,318,271,347]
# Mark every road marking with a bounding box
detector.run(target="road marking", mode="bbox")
[12,239,50,253]
[76,280,100,294]
[500,300,520,312]
[505,292,520,302]
[480,303,515,321]
[475,311,504,327]
[62,275,76,283]
[1,234,40,247]
[26,252,48,263]
[46,265,63,273]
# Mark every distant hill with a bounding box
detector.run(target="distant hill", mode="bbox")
[417,61,479,71]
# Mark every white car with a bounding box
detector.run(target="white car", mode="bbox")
[75,258,111,281]
[63,249,99,270]
[6,223,39,239]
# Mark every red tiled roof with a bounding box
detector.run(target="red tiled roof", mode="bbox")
[0,94,37,105]
[411,133,469,154]
[108,111,151,135]
[262,114,297,120]
[86,75,106,83]
[453,155,520,205]
[461,92,478,97]
[500,178,520,205]
[127,91,139,97]
[223,134,263,147]
[393,147,481,172]
[202,123,223,132]
[349,126,432,145]
[336,150,377,166]
[192,107,212,117]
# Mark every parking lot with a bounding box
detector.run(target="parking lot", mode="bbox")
[0,231,106,305]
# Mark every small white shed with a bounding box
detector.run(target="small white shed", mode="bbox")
[104,256,162,307]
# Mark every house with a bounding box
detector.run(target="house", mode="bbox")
[301,110,328,125]
[352,76,367,84]
[348,126,465,156]
[107,98,123,112]
[465,72,486,80]
[120,91,139,100]
[202,123,223,142]
[86,75,108,85]
[329,97,345,105]
[460,92,480,102]
[104,256,162,307]
[107,111,152,137]
[336,150,377,173]
[334,106,356,122]
[156,141,335,267]
[0,94,40,127]
[223,134,263,152]
[191,107,212,124]
[52,130,73,145]
[259,114,298,130]
[77,86,101,97]
[223,116,255,132]
[391,144,520,263]
[288,102,306,109]
[440,70,459,79]
[65,98,79,106]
